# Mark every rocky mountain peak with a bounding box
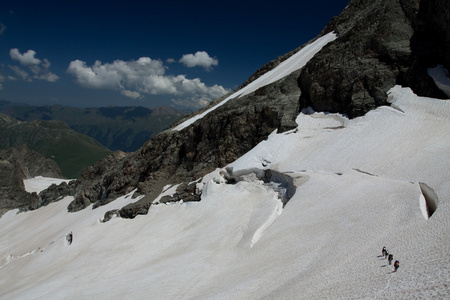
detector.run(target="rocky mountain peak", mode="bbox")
[300,0,448,118]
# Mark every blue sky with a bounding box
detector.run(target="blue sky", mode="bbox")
[0,0,348,110]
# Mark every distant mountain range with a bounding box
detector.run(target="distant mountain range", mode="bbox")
[0,101,185,152]
[0,113,111,178]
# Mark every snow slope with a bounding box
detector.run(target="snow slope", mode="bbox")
[23,176,73,194]
[1,85,449,299]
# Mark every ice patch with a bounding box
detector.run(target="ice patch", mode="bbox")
[23,176,73,194]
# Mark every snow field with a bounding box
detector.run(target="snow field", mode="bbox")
[222,85,450,298]
[0,84,449,298]
[1,174,284,299]
[23,176,73,194]
[231,86,450,195]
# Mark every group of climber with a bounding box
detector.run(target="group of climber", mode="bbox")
[382,246,399,272]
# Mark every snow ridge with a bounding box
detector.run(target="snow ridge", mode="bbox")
[172,32,337,131]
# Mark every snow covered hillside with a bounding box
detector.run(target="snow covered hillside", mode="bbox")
[1,83,449,298]
[2,6,450,297]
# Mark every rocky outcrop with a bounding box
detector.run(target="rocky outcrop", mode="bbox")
[118,202,152,219]
[66,150,130,212]
[299,0,448,118]
[0,145,63,215]
[39,180,77,207]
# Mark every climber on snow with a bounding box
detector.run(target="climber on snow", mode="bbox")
[394,260,399,272]
[388,253,393,265]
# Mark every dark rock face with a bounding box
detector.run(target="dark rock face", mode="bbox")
[66,150,131,212]
[39,180,77,207]
[101,209,120,222]
[417,0,450,70]
[402,0,450,95]
[299,0,448,118]
[0,145,63,215]
[119,202,152,219]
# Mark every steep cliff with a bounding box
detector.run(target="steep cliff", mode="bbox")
[300,0,448,118]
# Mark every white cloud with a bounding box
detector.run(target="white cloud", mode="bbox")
[0,24,6,35]
[34,70,60,82]
[67,58,165,90]
[10,48,41,66]
[9,48,59,82]
[67,60,122,89]
[67,57,230,108]
[121,89,142,99]
[0,83,3,90]
[9,65,30,81]
[166,58,176,64]
[179,51,219,70]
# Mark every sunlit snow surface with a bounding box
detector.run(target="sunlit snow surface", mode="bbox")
[23,176,73,194]
[172,32,337,131]
[1,86,449,299]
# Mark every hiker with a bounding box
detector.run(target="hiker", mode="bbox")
[382,246,386,256]
[66,232,73,245]
[385,249,389,259]
[394,260,399,272]
[388,254,393,265]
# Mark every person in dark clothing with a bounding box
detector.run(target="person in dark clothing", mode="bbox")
[382,246,387,256]
[388,254,393,265]
[385,249,389,259]
[394,260,399,271]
